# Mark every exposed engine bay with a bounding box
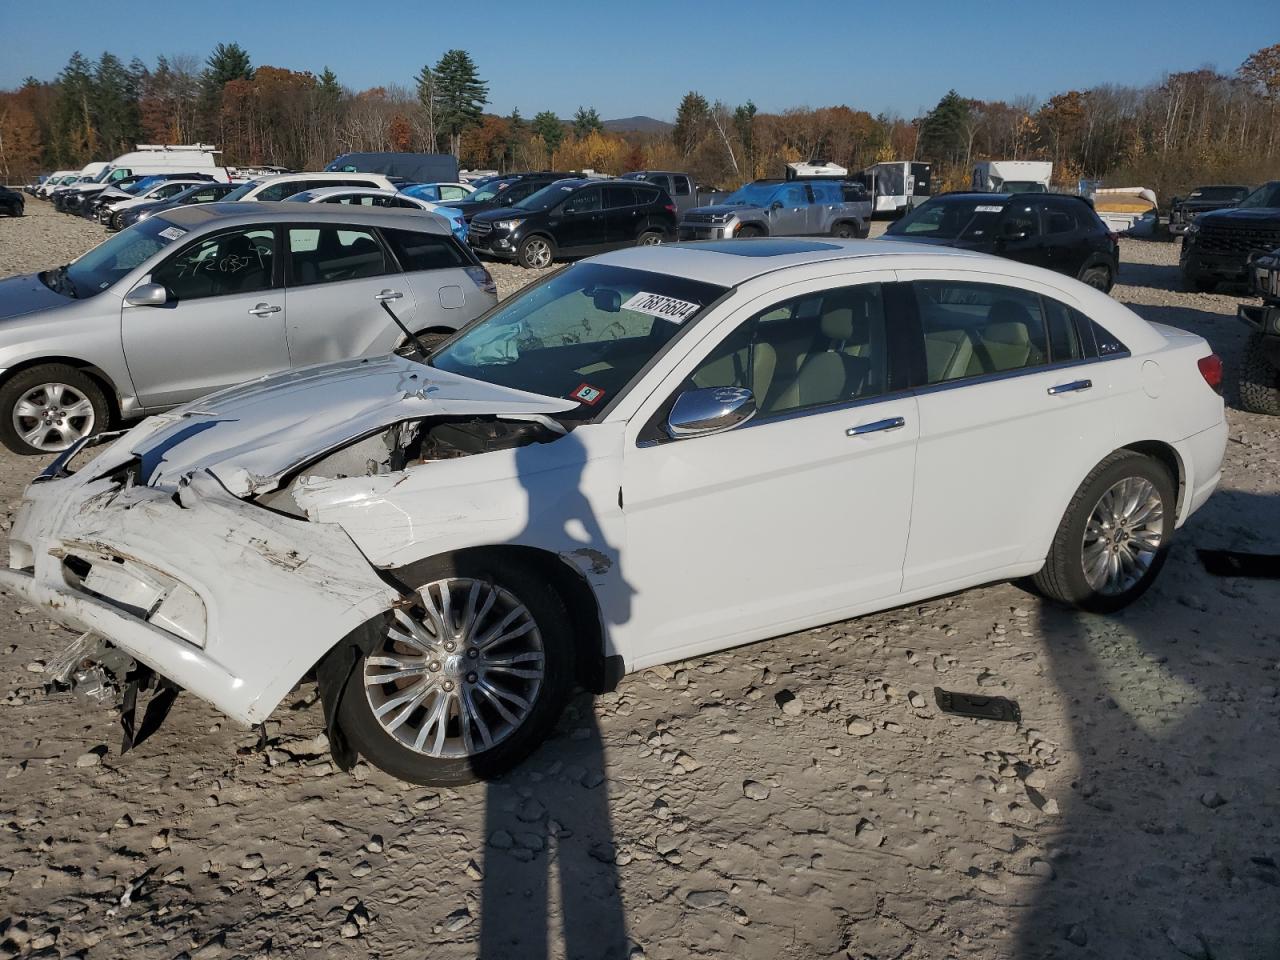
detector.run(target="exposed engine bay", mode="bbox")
[256,415,567,516]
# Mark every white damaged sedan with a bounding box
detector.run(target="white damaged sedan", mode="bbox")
[2,238,1227,785]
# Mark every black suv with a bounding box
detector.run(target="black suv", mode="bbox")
[468,178,678,268]
[1235,245,1280,415]
[1180,181,1280,291]
[1168,184,1250,237]
[0,186,23,217]
[446,172,574,223]
[881,192,1120,291]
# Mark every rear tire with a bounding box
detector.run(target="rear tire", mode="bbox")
[336,553,576,786]
[636,229,665,246]
[1031,451,1175,613]
[1238,332,1280,416]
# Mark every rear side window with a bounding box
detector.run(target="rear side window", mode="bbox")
[810,182,842,204]
[1042,297,1085,362]
[1043,204,1079,234]
[604,185,638,209]
[287,226,388,286]
[382,227,466,271]
[914,281,1049,383]
[438,185,469,201]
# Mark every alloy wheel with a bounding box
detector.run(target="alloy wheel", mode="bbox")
[364,578,545,759]
[1081,477,1164,595]
[12,382,96,452]
[639,233,664,246]
[524,238,551,268]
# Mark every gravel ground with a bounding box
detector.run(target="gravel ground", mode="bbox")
[0,199,1278,960]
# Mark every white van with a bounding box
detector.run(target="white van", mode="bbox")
[61,146,229,201]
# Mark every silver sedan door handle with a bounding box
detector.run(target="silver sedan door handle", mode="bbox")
[247,303,281,317]
[375,289,403,302]
[1047,379,1092,396]
[846,416,906,437]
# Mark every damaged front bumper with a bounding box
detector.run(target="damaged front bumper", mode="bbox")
[2,437,403,727]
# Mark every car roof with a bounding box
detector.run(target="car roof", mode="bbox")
[155,202,452,235]
[589,238,993,286]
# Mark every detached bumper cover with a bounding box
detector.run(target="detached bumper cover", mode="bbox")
[2,461,401,726]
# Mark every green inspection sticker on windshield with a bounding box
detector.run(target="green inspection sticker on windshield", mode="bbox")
[623,291,701,324]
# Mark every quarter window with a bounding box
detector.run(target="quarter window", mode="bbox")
[689,284,889,417]
[287,226,388,286]
[152,227,276,301]
[914,281,1049,383]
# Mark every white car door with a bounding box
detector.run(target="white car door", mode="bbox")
[124,225,291,408]
[898,271,1119,592]
[621,273,919,665]
[281,224,421,366]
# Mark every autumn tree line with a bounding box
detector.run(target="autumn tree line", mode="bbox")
[1,42,1278,202]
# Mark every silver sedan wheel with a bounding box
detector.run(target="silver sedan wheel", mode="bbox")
[364,578,545,759]
[523,238,552,268]
[12,382,96,452]
[1081,477,1164,595]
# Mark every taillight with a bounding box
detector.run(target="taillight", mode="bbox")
[1197,353,1223,394]
[664,203,676,215]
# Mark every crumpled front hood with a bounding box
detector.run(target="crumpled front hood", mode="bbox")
[0,273,71,321]
[128,354,577,495]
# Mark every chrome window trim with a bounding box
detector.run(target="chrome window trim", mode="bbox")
[910,350,1130,398]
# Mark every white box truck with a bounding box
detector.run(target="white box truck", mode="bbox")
[972,160,1053,193]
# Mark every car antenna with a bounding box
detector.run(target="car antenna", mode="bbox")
[380,300,430,359]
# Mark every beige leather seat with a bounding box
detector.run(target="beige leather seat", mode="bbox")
[924,328,975,383]
[972,300,1044,373]
[691,339,777,406]
[769,307,871,412]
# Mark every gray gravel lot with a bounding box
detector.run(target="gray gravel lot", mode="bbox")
[0,198,1277,960]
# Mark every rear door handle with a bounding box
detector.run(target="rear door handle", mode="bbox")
[846,416,906,437]
[375,289,403,302]
[247,303,281,317]
[1047,379,1092,395]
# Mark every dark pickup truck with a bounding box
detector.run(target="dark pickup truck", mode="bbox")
[1168,184,1250,237]
[1180,181,1280,291]
[1236,245,1280,415]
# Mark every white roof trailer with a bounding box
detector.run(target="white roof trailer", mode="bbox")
[972,160,1053,193]
[858,161,932,215]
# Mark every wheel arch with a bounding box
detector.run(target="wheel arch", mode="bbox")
[0,356,124,423]
[1121,439,1186,517]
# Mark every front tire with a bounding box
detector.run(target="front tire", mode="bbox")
[1238,332,1280,415]
[0,364,109,456]
[1031,451,1175,613]
[337,553,576,786]
[735,224,764,239]
[517,234,555,269]
[831,222,855,239]
[1078,262,1113,293]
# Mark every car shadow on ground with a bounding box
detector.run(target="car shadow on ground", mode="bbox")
[473,430,634,959]
[1013,489,1280,959]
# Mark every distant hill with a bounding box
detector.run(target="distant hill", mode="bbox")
[603,116,673,134]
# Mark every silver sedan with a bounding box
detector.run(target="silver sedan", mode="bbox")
[0,203,498,454]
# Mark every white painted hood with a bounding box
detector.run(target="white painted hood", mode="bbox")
[128,354,576,495]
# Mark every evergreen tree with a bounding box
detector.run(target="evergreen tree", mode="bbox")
[531,110,563,153]
[673,91,710,157]
[918,89,970,165]
[94,53,142,153]
[199,42,253,144]
[318,67,341,104]
[572,105,602,138]
[54,51,96,163]
[733,100,757,170]
[432,49,488,158]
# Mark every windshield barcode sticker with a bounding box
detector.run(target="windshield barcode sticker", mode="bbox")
[158,226,187,241]
[622,291,700,324]
[974,205,1004,213]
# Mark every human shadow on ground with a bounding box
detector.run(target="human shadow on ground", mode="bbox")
[1013,489,1280,959]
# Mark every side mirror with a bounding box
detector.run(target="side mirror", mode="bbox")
[124,282,168,307]
[667,386,756,440]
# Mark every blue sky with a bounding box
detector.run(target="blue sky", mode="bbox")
[3,0,1274,120]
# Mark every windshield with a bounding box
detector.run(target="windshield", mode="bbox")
[721,182,784,207]
[62,217,185,298]
[515,181,579,211]
[1239,183,1280,209]
[886,198,1004,240]
[1190,186,1249,202]
[222,180,262,201]
[430,263,727,418]
[465,179,514,203]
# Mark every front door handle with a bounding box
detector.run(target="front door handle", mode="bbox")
[247,303,281,317]
[1047,379,1092,396]
[847,416,906,437]
[375,289,403,302]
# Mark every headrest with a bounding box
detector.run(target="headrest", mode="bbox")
[821,307,854,341]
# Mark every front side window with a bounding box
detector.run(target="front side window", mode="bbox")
[915,281,1049,384]
[152,227,276,301]
[287,226,388,287]
[998,203,1040,239]
[688,284,889,417]
[562,187,602,214]
[431,262,726,419]
[779,185,809,207]
[674,176,691,196]
[255,181,308,202]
